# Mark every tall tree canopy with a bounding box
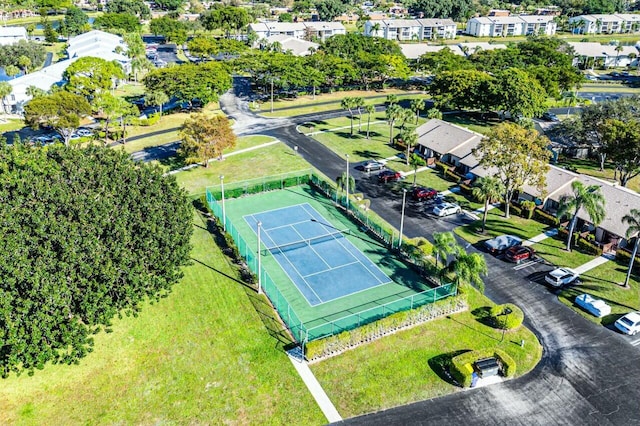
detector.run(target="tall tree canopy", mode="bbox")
[149,16,189,44]
[63,57,125,100]
[93,13,142,33]
[0,40,46,71]
[143,62,232,107]
[179,114,236,166]
[321,33,402,58]
[105,0,151,18]
[199,5,251,37]
[406,0,474,21]
[315,0,347,21]
[0,143,192,377]
[23,91,91,146]
[60,6,89,36]
[474,122,551,218]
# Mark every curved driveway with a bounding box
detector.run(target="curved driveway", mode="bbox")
[220,79,640,425]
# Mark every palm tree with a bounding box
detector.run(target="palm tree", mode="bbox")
[615,44,623,68]
[449,252,488,293]
[0,82,12,115]
[385,103,404,145]
[365,104,375,139]
[354,97,364,132]
[622,209,640,288]
[427,108,443,120]
[411,98,425,124]
[371,22,381,37]
[472,177,504,234]
[557,181,606,252]
[26,85,45,99]
[433,231,460,269]
[409,153,426,186]
[401,129,418,165]
[145,91,169,117]
[386,94,398,105]
[341,97,358,136]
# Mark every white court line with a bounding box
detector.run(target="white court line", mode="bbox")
[302,260,361,278]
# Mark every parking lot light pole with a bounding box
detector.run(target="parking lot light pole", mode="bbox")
[345,154,350,212]
[257,221,262,294]
[399,188,407,250]
[220,175,226,231]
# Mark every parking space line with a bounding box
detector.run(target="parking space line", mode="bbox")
[630,338,640,346]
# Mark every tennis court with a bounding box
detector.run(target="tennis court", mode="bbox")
[244,204,392,306]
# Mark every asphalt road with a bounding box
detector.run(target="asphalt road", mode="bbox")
[216,78,640,425]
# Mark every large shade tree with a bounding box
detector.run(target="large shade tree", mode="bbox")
[0,143,192,377]
[472,176,505,234]
[179,114,236,167]
[24,91,91,146]
[557,181,605,252]
[474,122,551,218]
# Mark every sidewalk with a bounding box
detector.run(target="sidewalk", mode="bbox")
[287,354,342,423]
[522,228,558,247]
[573,254,613,275]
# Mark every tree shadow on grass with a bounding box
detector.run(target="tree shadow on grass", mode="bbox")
[428,350,470,387]
[471,306,498,328]
[353,149,386,160]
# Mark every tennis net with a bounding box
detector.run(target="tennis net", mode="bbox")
[266,230,349,254]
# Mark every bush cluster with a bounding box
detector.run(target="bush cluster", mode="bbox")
[304,294,466,360]
[490,303,524,330]
[129,112,161,126]
[450,348,516,387]
[444,169,461,183]
[533,208,560,226]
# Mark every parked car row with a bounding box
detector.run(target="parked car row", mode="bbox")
[27,127,94,145]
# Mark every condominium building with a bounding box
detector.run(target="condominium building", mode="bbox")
[364,18,456,41]
[465,15,557,37]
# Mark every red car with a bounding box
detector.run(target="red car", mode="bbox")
[505,245,535,263]
[412,186,438,201]
[377,170,403,183]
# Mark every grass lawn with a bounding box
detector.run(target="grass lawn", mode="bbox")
[559,259,640,326]
[311,286,542,418]
[174,142,309,196]
[556,157,640,194]
[113,83,146,98]
[0,210,324,424]
[257,89,427,118]
[455,209,550,245]
[43,42,67,63]
[119,103,222,154]
[0,119,25,133]
[442,113,497,135]
[531,235,595,269]
[579,83,640,94]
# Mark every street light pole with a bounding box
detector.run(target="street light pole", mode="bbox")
[220,175,226,231]
[257,221,262,294]
[399,188,407,250]
[345,154,350,212]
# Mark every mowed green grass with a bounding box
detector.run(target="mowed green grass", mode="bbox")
[0,119,25,133]
[174,142,309,195]
[258,89,427,118]
[312,287,542,417]
[0,210,324,424]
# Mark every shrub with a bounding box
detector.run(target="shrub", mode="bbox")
[459,183,472,195]
[576,237,603,256]
[520,200,536,219]
[616,248,640,268]
[533,209,560,226]
[491,303,524,330]
[434,160,447,172]
[408,237,433,257]
[129,112,161,126]
[444,169,460,182]
[451,348,518,387]
[504,202,522,217]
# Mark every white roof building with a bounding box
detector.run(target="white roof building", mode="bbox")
[465,15,557,37]
[248,22,345,42]
[6,30,130,113]
[568,42,639,67]
[0,26,27,46]
[569,14,640,34]
[400,44,464,59]
[264,34,319,56]
[364,18,456,41]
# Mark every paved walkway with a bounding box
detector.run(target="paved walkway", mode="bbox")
[287,355,342,423]
[522,228,558,247]
[573,254,614,275]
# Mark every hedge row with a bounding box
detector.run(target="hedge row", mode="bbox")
[557,229,603,256]
[444,169,460,183]
[616,248,640,267]
[533,208,560,226]
[128,112,161,127]
[450,348,516,387]
[490,303,524,330]
[304,294,467,361]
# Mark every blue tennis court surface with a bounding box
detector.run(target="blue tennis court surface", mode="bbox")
[244,203,392,306]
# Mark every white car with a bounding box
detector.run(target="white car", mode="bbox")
[483,234,522,254]
[76,128,92,137]
[575,293,611,318]
[545,267,579,288]
[433,202,461,217]
[615,312,640,335]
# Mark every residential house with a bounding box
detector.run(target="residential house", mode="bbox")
[0,26,27,46]
[303,21,347,42]
[365,18,456,41]
[264,34,319,56]
[568,42,639,68]
[414,118,640,247]
[569,14,640,34]
[465,15,557,37]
